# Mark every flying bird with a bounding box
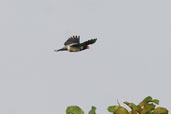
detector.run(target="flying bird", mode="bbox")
[54,36,97,52]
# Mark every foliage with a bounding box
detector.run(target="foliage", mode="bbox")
[88,106,96,114]
[66,96,168,114]
[108,96,168,114]
[66,106,84,114]
[66,106,96,114]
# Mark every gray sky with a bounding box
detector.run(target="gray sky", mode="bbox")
[0,0,170,113]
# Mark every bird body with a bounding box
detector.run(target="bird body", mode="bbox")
[67,45,82,52]
[55,36,97,52]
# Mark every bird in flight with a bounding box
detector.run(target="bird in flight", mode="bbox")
[54,35,97,52]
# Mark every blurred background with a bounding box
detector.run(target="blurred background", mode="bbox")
[0,0,170,113]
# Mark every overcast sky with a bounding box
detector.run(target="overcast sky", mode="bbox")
[0,0,170,114]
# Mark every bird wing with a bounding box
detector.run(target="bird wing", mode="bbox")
[80,39,97,46]
[64,36,80,46]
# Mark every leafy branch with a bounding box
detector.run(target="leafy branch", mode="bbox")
[66,96,168,114]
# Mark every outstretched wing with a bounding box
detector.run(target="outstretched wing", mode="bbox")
[81,39,97,46]
[64,36,80,46]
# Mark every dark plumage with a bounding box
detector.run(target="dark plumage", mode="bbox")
[64,36,80,46]
[55,35,97,52]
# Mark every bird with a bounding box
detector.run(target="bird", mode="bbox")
[54,35,97,52]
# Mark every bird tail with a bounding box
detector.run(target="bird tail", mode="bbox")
[54,47,67,52]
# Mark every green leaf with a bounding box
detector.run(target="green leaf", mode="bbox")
[152,99,159,105]
[124,101,138,114]
[146,111,153,114]
[66,106,84,114]
[88,106,96,114]
[115,107,129,114]
[143,96,153,102]
[139,96,160,107]
[107,105,119,113]
[136,105,142,113]
[141,104,155,114]
[124,101,137,109]
[152,107,168,114]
